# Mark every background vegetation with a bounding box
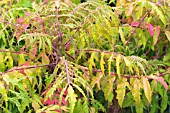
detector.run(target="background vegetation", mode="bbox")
[0,0,170,113]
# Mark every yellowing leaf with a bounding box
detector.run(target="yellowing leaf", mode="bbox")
[90,73,103,90]
[104,82,113,100]
[116,55,121,78]
[124,57,131,66]
[119,27,126,45]
[18,54,26,66]
[108,54,113,76]
[88,52,96,75]
[130,78,141,106]
[165,30,170,41]
[41,51,50,64]
[148,1,167,26]
[148,75,168,92]
[116,77,127,108]
[66,85,77,113]
[142,77,152,103]
[100,52,105,74]
[153,26,160,45]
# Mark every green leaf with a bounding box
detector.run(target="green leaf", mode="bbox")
[116,77,127,108]
[160,90,168,113]
[142,77,152,103]
[122,92,134,108]
[150,95,159,113]
[18,0,32,8]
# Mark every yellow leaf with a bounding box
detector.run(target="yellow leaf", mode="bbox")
[104,82,113,100]
[90,73,103,90]
[142,77,152,103]
[41,51,50,64]
[108,54,113,76]
[119,27,126,45]
[18,54,26,66]
[130,78,141,106]
[116,77,127,108]
[165,30,170,41]
[116,55,121,78]
[100,52,105,74]
[88,53,96,75]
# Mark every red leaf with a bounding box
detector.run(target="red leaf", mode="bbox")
[24,11,30,16]
[20,69,26,75]
[16,31,23,40]
[149,75,168,92]
[147,24,154,36]
[131,22,139,27]
[22,24,29,30]
[17,17,23,23]
[43,97,53,105]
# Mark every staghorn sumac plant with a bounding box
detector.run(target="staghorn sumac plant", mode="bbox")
[0,0,170,113]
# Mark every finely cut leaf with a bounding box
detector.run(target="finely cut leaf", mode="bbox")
[116,77,127,108]
[104,82,113,100]
[130,78,141,106]
[165,30,170,41]
[119,27,126,45]
[100,52,105,74]
[108,54,113,76]
[149,75,168,92]
[142,77,152,103]
[90,72,102,89]
[116,55,121,78]
[66,85,77,113]
[148,1,167,26]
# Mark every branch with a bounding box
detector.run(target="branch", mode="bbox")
[126,9,152,45]
[0,63,57,75]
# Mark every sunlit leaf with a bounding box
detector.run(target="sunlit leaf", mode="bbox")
[90,72,103,90]
[148,75,168,92]
[116,55,121,78]
[116,77,127,108]
[142,77,152,103]
[100,52,105,74]
[66,85,77,113]
[119,27,126,45]
[165,30,170,41]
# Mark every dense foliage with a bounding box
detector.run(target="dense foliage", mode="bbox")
[0,0,170,113]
